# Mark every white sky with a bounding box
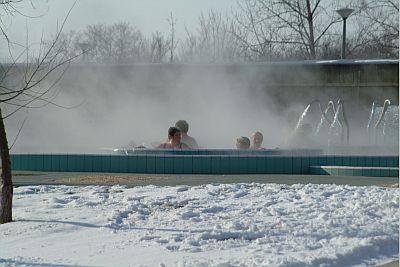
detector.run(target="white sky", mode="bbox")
[3,0,234,51]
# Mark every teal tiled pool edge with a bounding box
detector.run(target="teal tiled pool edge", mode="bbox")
[10,154,399,177]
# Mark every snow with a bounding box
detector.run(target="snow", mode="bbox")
[0,183,398,266]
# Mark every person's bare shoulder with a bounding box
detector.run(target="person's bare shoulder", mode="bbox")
[181,143,190,149]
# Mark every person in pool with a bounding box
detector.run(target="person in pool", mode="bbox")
[156,127,190,149]
[236,136,251,149]
[175,120,199,149]
[250,131,266,150]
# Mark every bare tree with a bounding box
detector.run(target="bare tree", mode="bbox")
[0,1,78,224]
[148,31,170,62]
[351,0,399,58]
[234,0,342,60]
[180,10,241,63]
[167,13,178,63]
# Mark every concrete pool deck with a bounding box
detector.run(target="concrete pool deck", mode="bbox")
[12,171,399,187]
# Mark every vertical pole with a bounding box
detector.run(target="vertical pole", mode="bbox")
[341,18,347,59]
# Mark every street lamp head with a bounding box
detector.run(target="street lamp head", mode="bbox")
[336,8,354,19]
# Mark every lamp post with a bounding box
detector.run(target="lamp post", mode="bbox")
[336,8,354,59]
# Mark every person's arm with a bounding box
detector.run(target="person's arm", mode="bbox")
[156,143,167,149]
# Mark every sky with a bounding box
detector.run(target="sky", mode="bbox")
[2,0,235,58]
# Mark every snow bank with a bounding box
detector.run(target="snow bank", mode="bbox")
[0,183,398,266]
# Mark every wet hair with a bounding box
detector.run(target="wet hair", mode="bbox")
[252,131,263,140]
[168,126,181,139]
[175,120,189,133]
[236,136,250,149]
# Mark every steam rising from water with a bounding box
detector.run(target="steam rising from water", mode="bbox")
[6,64,290,153]
[5,64,399,155]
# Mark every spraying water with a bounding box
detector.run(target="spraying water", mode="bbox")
[315,101,335,136]
[328,100,349,146]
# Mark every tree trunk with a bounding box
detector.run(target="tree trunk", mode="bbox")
[306,0,316,59]
[0,107,13,224]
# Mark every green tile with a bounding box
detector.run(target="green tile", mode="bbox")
[127,156,137,173]
[318,156,327,166]
[248,157,257,174]
[265,157,275,174]
[274,157,285,174]
[67,155,77,172]
[379,157,387,167]
[372,157,380,167]
[100,155,111,172]
[380,169,390,177]
[356,157,365,167]
[283,157,293,174]
[364,157,372,167]
[192,157,202,174]
[110,155,120,173]
[301,157,309,174]
[292,157,302,174]
[119,156,128,173]
[164,157,174,174]
[230,157,240,174]
[220,157,230,174]
[136,156,147,173]
[211,157,221,174]
[26,154,35,171]
[146,155,156,173]
[155,156,165,174]
[389,169,399,177]
[334,156,343,166]
[330,167,338,175]
[387,157,398,167]
[309,156,318,167]
[173,156,184,174]
[51,155,60,171]
[75,155,85,172]
[42,155,51,171]
[320,168,329,175]
[371,169,381,177]
[327,156,335,166]
[83,155,93,172]
[201,157,212,174]
[35,155,44,171]
[341,156,350,166]
[238,157,249,174]
[349,156,358,167]
[182,157,193,174]
[59,155,68,172]
[361,168,371,176]
[309,166,319,175]
[256,157,267,173]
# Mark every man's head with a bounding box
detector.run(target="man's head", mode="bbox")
[168,126,182,143]
[175,120,189,134]
[236,136,250,149]
[251,131,263,148]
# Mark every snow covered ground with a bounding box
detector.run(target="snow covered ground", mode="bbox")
[0,183,398,266]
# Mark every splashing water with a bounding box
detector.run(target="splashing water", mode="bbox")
[315,101,335,136]
[382,105,399,146]
[328,103,344,146]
